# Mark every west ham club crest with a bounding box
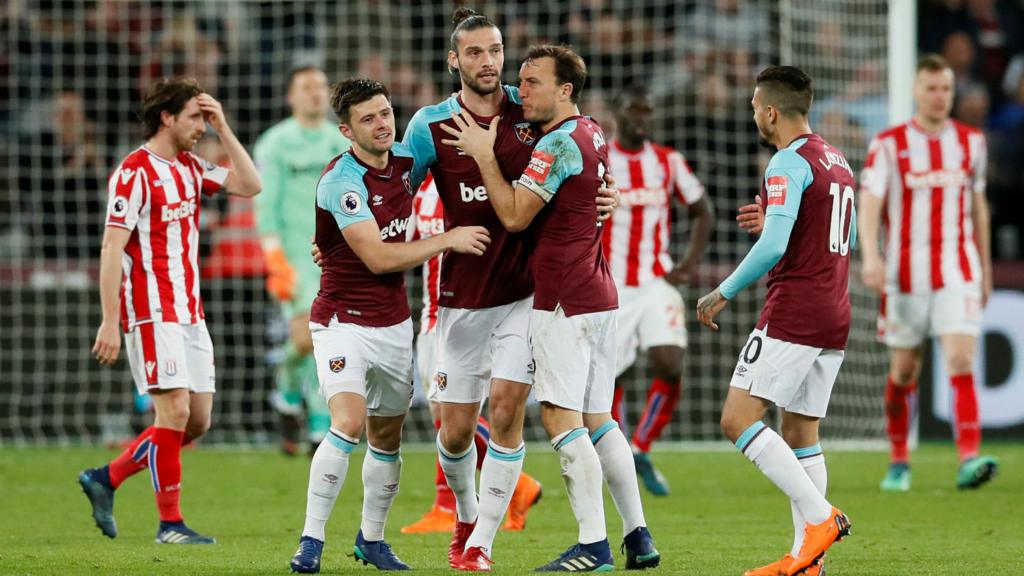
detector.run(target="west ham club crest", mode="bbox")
[514,122,536,145]
[329,356,346,373]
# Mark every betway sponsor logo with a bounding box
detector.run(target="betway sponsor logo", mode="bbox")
[380,216,411,240]
[619,187,668,207]
[904,169,968,190]
[460,182,489,202]
[161,199,197,223]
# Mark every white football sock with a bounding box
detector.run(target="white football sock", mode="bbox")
[302,428,358,542]
[465,441,525,556]
[736,422,831,525]
[591,421,646,536]
[360,443,402,542]
[437,435,479,523]
[790,445,827,556]
[552,427,607,545]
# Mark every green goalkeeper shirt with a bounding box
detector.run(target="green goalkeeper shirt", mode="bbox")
[254,118,350,310]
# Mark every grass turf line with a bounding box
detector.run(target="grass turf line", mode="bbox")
[0,444,1020,575]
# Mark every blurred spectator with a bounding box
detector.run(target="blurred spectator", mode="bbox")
[17,89,108,259]
[954,82,990,128]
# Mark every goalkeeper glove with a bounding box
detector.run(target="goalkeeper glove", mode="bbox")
[264,246,297,302]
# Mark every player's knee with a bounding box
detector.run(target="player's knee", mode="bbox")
[719,412,744,443]
[185,416,211,440]
[649,348,684,383]
[945,351,974,376]
[889,362,918,386]
[438,421,474,453]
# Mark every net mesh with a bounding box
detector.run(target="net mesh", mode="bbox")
[0,0,889,445]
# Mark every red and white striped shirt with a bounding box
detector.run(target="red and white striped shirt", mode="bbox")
[860,119,985,294]
[602,140,704,288]
[106,146,229,331]
[410,173,444,334]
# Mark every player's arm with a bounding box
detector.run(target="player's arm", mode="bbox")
[93,225,132,365]
[697,153,811,330]
[322,180,489,274]
[971,136,993,306]
[343,220,488,274]
[858,136,890,294]
[252,136,296,301]
[666,156,714,285]
[438,110,546,231]
[197,93,261,197]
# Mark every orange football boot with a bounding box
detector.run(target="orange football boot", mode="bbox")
[400,504,456,534]
[501,472,542,531]
[787,507,850,576]
[745,553,824,576]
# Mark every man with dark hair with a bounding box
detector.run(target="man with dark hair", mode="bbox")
[402,9,615,569]
[604,86,714,496]
[860,53,997,492]
[80,77,261,545]
[697,65,854,576]
[254,66,350,456]
[443,44,659,573]
[287,78,490,574]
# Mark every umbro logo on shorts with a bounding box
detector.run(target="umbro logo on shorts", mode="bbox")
[437,372,448,391]
[329,357,346,373]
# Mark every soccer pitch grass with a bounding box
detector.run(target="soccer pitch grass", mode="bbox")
[1,444,1020,575]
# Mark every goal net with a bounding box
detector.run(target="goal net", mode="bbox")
[0,0,889,445]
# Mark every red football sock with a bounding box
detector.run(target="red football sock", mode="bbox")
[109,426,154,488]
[474,416,490,471]
[631,378,681,453]
[951,373,981,462]
[884,377,915,465]
[150,427,185,523]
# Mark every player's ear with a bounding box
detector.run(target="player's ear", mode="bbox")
[338,123,353,140]
[447,50,459,74]
[161,109,175,129]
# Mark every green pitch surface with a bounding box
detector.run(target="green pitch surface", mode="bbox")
[1,444,1020,575]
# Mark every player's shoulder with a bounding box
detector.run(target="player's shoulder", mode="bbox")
[261,117,295,139]
[117,147,150,171]
[391,141,416,161]
[409,95,459,129]
[950,118,984,139]
[502,84,522,105]
[767,139,813,172]
[319,152,366,191]
[871,122,909,143]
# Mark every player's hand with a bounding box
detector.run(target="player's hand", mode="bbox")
[445,225,491,256]
[92,321,121,366]
[197,93,229,133]
[596,172,619,222]
[264,247,296,302]
[664,263,695,286]
[311,240,324,268]
[439,109,498,161]
[861,256,885,294]
[737,195,764,235]
[696,287,728,331]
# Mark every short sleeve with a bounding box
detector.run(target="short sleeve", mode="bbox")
[517,130,583,202]
[317,175,373,231]
[188,152,229,196]
[763,148,812,220]
[859,135,891,199]
[668,150,704,204]
[972,132,987,195]
[402,109,439,189]
[106,164,145,231]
